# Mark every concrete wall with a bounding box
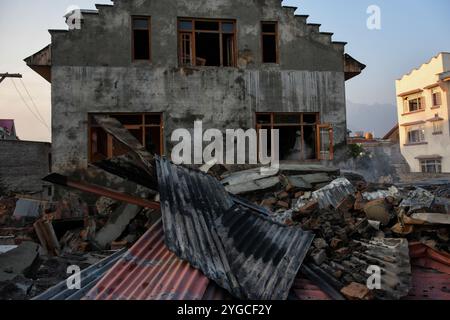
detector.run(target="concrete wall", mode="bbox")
[395,53,450,173]
[50,0,347,173]
[0,140,51,194]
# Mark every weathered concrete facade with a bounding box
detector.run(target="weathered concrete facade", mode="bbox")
[28,0,362,175]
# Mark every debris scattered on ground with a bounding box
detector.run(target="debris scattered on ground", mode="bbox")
[0,117,448,301]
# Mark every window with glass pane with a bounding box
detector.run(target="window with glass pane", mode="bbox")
[407,126,425,143]
[420,159,442,173]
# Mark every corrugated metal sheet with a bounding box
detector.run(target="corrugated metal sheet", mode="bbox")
[85,219,210,300]
[291,277,332,300]
[405,267,450,300]
[32,248,127,300]
[156,157,314,300]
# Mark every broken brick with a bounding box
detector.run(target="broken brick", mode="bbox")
[340,282,374,300]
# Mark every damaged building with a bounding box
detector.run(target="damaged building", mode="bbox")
[25,0,364,178]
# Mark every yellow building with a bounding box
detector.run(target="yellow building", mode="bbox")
[395,53,450,173]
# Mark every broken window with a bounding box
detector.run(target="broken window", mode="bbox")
[178,18,236,67]
[420,159,442,173]
[89,113,163,162]
[132,17,151,60]
[261,22,278,63]
[256,113,332,161]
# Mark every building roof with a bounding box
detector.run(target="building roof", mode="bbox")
[156,156,314,300]
[383,124,399,140]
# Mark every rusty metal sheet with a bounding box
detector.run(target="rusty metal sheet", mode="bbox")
[291,277,332,300]
[156,157,314,300]
[409,242,450,275]
[405,267,450,300]
[85,219,209,300]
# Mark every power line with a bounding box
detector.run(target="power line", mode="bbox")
[10,78,50,130]
[19,78,49,128]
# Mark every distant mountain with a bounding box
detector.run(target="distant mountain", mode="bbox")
[346,101,398,138]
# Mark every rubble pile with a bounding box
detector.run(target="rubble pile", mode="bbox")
[0,117,448,301]
[0,193,158,300]
[221,167,450,300]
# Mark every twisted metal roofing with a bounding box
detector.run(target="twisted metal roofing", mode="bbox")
[84,219,209,300]
[156,157,314,300]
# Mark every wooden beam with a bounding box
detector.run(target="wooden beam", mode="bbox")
[43,173,161,210]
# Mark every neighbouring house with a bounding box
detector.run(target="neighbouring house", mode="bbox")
[344,126,408,183]
[25,0,364,180]
[0,119,18,140]
[396,53,450,173]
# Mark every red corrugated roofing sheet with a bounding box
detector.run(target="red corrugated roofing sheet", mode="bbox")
[84,219,210,300]
[405,267,450,300]
[291,277,332,300]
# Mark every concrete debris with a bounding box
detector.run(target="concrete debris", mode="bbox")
[225,176,280,195]
[0,242,39,282]
[94,204,142,249]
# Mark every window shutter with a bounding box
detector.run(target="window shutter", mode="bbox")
[420,96,426,109]
[437,92,442,106]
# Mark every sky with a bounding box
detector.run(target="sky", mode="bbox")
[0,0,449,142]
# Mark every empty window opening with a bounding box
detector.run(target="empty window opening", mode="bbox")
[262,22,278,63]
[420,159,442,173]
[256,113,331,161]
[89,113,163,162]
[132,17,151,60]
[178,18,236,67]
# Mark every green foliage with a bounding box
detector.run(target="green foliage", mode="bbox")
[348,143,365,159]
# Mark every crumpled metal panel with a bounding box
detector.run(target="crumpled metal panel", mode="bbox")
[85,219,210,300]
[295,178,355,210]
[156,157,314,300]
[356,238,412,300]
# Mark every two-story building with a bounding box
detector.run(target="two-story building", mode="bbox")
[395,53,450,173]
[25,0,364,178]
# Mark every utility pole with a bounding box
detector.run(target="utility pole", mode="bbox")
[0,73,22,84]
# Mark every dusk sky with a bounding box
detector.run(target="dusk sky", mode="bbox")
[0,0,449,142]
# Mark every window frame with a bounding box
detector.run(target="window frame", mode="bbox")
[432,90,442,108]
[261,21,279,64]
[406,125,426,144]
[420,159,442,173]
[88,112,164,163]
[131,16,152,62]
[254,112,332,161]
[432,120,444,135]
[177,18,237,67]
